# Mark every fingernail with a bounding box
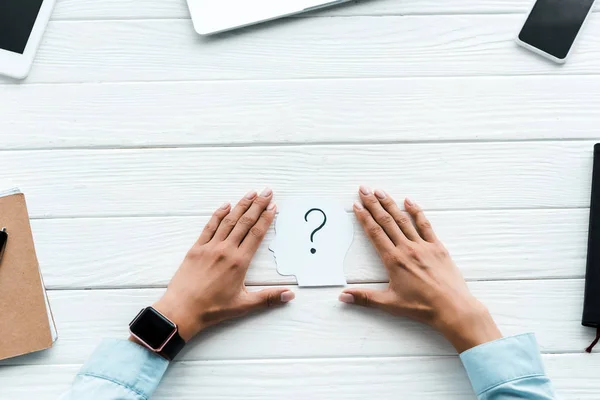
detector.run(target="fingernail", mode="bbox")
[281,291,295,303]
[354,201,364,210]
[245,191,257,200]
[405,198,415,207]
[220,202,230,210]
[360,185,372,195]
[261,187,273,197]
[267,202,277,211]
[339,293,355,304]
[375,189,386,200]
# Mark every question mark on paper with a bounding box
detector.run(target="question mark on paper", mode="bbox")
[304,208,327,254]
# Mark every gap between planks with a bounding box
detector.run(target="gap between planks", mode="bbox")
[45,276,586,291]
[24,205,589,221]
[1,137,600,153]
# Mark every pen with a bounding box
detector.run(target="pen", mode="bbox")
[0,228,7,265]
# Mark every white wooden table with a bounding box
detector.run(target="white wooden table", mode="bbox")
[1,0,600,398]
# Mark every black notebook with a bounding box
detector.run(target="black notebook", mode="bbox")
[583,144,600,352]
[584,144,600,327]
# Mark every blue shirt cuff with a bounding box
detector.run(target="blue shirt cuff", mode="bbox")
[77,339,169,398]
[459,333,546,396]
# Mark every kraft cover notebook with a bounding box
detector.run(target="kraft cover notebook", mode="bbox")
[0,187,57,361]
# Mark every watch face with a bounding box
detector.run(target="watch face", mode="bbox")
[129,307,177,350]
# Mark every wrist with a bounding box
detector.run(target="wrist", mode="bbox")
[127,335,171,360]
[153,298,205,342]
[434,299,502,353]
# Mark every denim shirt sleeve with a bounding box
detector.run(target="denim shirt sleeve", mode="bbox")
[59,339,169,400]
[61,334,556,399]
[460,333,558,400]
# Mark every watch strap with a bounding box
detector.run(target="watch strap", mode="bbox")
[160,331,186,360]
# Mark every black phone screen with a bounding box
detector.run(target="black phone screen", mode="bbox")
[583,144,600,328]
[0,0,45,54]
[518,0,595,60]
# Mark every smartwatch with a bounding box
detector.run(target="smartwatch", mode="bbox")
[129,306,186,360]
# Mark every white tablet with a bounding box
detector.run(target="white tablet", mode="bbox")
[0,0,56,79]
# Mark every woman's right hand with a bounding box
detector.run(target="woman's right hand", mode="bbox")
[339,186,502,353]
[151,189,294,343]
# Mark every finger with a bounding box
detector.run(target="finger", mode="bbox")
[213,191,257,241]
[405,198,438,242]
[358,186,405,245]
[197,202,231,245]
[354,201,395,256]
[228,188,273,245]
[244,288,295,312]
[240,203,277,254]
[339,288,393,311]
[375,190,420,242]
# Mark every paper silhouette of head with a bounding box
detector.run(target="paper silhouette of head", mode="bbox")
[269,198,354,287]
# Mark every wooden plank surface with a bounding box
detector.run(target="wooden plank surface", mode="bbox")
[2,15,600,85]
[0,141,593,218]
[2,354,599,400]
[3,0,599,397]
[3,76,600,150]
[0,280,594,366]
[33,209,587,289]
[50,0,599,20]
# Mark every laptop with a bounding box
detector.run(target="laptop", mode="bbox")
[187,0,352,35]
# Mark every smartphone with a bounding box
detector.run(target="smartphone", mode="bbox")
[583,144,600,329]
[516,0,596,63]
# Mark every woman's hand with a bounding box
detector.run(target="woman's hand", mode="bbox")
[340,186,501,353]
[152,189,295,342]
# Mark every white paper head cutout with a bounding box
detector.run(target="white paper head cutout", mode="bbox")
[269,198,354,287]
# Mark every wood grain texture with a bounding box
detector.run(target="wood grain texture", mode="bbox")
[50,0,549,21]
[2,354,599,399]
[3,76,600,150]
[1,0,596,396]
[0,280,594,366]
[3,15,600,84]
[0,141,594,218]
[33,209,588,289]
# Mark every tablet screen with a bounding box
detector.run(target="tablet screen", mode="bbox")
[0,0,45,54]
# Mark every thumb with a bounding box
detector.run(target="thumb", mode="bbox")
[339,288,390,309]
[245,288,296,311]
